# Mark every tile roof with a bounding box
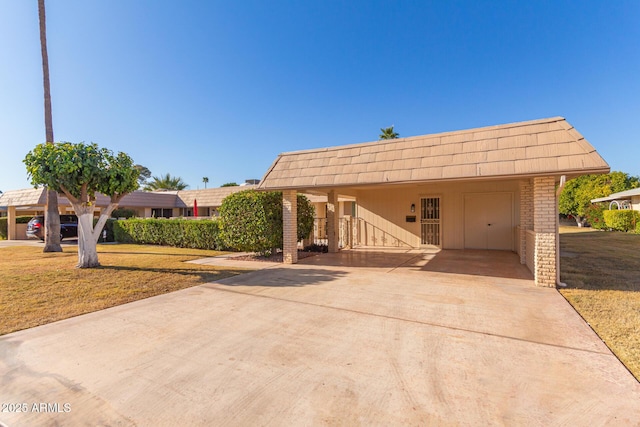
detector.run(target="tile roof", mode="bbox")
[0,187,257,209]
[591,187,640,203]
[175,185,257,207]
[0,188,47,207]
[258,117,610,191]
[0,188,180,208]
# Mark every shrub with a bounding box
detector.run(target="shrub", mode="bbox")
[95,218,117,242]
[219,190,315,256]
[303,243,328,253]
[111,208,137,219]
[296,194,315,241]
[584,204,607,230]
[113,218,224,250]
[219,190,282,256]
[603,210,640,232]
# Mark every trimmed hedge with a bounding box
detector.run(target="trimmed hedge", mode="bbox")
[113,218,224,250]
[218,190,314,256]
[603,210,640,232]
[0,215,34,239]
[95,218,117,243]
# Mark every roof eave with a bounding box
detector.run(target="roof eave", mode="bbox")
[259,167,611,192]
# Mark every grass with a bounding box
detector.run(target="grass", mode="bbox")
[559,227,640,381]
[0,244,251,336]
[3,232,639,382]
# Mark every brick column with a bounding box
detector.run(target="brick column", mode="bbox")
[7,206,16,240]
[533,177,556,287]
[519,179,533,265]
[282,190,298,264]
[327,190,339,253]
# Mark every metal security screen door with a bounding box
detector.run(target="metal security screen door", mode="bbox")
[421,197,441,246]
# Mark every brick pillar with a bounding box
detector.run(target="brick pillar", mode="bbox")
[533,177,556,287]
[7,206,16,240]
[327,190,339,253]
[282,190,298,264]
[519,179,533,265]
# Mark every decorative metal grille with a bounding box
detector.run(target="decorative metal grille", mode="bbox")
[421,197,441,246]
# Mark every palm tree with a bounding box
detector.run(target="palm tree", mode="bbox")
[38,0,61,252]
[202,177,209,189]
[143,173,189,191]
[379,125,399,140]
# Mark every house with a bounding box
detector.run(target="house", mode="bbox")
[258,117,610,287]
[0,185,257,240]
[591,188,640,211]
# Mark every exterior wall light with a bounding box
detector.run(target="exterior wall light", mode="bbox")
[410,203,415,213]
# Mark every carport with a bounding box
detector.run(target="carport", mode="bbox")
[258,117,610,287]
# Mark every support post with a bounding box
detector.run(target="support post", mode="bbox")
[519,179,533,265]
[282,190,298,264]
[7,206,16,240]
[533,177,557,287]
[327,190,339,253]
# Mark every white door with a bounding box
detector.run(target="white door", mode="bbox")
[464,193,513,250]
[420,197,441,246]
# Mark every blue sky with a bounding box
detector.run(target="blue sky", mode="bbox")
[1,0,638,192]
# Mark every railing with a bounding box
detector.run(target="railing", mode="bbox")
[312,217,411,248]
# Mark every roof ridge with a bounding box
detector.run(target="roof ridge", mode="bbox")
[277,117,566,157]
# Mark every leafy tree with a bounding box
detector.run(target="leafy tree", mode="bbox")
[24,142,139,268]
[143,173,189,191]
[219,190,314,256]
[134,164,152,188]
[38,0,62,252]
[559,172,640,226]
[202,176,209,189]
[221,182,239,187]
[379,125,399,140]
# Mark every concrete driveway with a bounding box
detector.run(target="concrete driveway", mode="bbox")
[1,249,639,426]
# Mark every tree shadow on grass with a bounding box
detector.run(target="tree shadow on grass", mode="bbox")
[97,250,228,258]
[97,265,248,282]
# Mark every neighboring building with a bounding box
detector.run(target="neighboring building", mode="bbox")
[0,185,258,239]
[591,188,640,211]
[2,117,610,288]
[258,117,610,287]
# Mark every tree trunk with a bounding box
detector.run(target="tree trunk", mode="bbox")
[72,202,118,268]
[574,215,587,227]
[76,211,100,268]
[44,189,62,251]
[38,0,61,252]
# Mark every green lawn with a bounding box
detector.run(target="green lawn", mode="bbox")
[0,244,250,336]
[559,227,640,381]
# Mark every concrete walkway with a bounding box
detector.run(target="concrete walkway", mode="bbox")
[1,250,639,426]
